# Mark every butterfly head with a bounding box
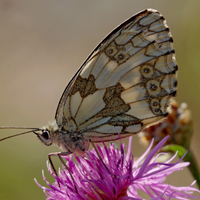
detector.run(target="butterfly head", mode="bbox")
[35,119,89,155]
[34,120,59,146]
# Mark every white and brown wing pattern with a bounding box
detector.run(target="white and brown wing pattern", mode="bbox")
[55,9,178,142]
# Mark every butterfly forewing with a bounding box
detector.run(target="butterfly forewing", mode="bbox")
[55,9,177,142]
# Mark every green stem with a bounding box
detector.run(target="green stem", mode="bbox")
[162,145,200,189]
[183,148,200,189]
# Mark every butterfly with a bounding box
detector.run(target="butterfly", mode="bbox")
[0,8,177,177]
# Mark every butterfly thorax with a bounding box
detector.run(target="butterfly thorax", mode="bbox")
[37,120,87,155]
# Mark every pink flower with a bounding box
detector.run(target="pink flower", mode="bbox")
[35,136,200,199]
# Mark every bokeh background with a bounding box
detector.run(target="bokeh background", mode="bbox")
[0,1,200,199]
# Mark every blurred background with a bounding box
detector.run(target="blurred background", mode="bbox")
[0,1,199,199]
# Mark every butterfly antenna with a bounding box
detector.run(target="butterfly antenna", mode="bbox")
[0,126,39,130]
[0,127,40,142]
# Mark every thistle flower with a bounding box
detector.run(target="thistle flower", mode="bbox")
[35,136,200,199]
[138,100,200,189]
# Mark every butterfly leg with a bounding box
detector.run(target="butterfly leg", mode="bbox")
[89,139,111,173]
[48,152,77,192]
[85,139,90,151]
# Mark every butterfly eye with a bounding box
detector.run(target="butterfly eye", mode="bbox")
[37,130,52,146]
[41,130,50,140]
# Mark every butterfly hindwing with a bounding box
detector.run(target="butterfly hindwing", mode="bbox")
[55,9,177,142]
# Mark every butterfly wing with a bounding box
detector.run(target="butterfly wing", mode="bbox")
[55,9,178,142]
